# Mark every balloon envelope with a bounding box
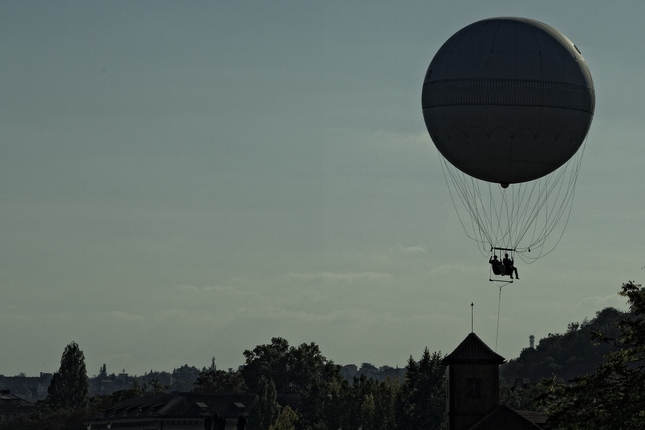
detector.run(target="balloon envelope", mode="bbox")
[422,17,595,185]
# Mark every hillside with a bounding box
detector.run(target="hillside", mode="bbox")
[501,307,627,384]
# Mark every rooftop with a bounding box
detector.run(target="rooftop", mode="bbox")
[443,332,506,365]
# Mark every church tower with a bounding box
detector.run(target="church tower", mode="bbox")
[443,332,506,430]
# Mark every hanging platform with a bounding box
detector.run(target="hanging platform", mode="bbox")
[489,247,516,283]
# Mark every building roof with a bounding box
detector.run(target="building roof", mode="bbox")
[89,392,301,424]
[443,332,506,364]
[468,405,543,430]
[0,390,37,417]
[0,390,35,405]
[516,410,548,427]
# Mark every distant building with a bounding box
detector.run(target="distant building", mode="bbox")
[0,390,37,424]
[339,364,358,381]
[0,373,52,403]
[443,332,546,430]
[339,363,405,383]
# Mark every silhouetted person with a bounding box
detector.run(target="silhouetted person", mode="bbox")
[489,255,503,275]
[237,414,247,430]
[503,253,519,279]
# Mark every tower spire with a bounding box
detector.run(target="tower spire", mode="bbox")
[470,302,474,333]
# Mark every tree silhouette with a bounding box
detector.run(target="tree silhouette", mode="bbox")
[501,306,625,384]
[396,348,445,429]
[248,376,280,430]
[541,282,645,429]
[242,337,291,393]
[46,341,89,409]
[269,405,298,430]
[194,368,247,393]
[241,338,343,428]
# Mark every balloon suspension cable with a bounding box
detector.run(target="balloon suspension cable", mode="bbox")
[495,284,506,352]
[438,134,587,263]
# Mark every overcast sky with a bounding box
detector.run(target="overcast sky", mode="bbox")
[2,1,644,377]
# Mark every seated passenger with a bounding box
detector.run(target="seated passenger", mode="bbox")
[489,255,503,275]
[503,253,519,279]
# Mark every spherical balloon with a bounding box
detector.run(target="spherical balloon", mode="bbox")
[422,17,595,185]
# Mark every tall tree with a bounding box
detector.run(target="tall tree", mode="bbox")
[241,338,344,428]
[248,376,281,430]
[269,405,299,430]
[46,341,89,409]
[541,282,645,429]
[337,375,399,430]
[242,338,291,393]
[396,348,445,429]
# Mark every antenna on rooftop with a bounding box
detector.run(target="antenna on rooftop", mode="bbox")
[471,302,474,333]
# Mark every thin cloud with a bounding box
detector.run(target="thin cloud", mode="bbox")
[390,244,427,254]
[283,271,393,285]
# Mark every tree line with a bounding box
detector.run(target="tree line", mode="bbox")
[2,281,645,429]
[1,336,446,430]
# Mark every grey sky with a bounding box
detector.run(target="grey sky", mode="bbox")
[1,1,644,376]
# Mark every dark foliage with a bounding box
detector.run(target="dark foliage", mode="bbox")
[248,376,280,430]
[501,306,626,384]
[170,364,201,391]
[46,341,89,410]
[539,282,645,429]
[396,348,445,430]
[240,337,344,429]
[242,338,292,394]
[194,368,247,393]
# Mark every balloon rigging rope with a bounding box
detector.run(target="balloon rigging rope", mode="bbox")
[520,138,587,262]
[439,138,586,262]
[515,138,587,262]
[440,157,493,255]
[496,284,504,352]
